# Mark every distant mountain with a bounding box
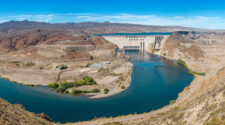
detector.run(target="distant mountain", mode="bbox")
[0,20,211,34]
[0,20,220,53]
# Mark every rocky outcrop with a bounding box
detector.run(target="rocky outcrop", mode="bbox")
[160,32,204,60]
[0,98,54,125]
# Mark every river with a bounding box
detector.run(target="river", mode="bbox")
[0,51,193,123]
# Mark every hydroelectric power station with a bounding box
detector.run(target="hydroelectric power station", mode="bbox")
[95,32,172,53]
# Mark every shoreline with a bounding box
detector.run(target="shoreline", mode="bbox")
[0,61,133,99]
[90,65,132,99]
[66,67,203,125]
[65,53,205,125]
[0,51,204,124]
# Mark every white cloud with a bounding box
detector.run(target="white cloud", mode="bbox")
[71,14,225,29]
[0,14,55,23]
[0,13,225,29]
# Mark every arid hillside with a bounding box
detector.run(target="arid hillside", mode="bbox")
[0,20,209,34]
[0,21,132,98]
[0,98,54,125]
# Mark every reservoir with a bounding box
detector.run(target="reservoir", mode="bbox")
[0,51,193,123]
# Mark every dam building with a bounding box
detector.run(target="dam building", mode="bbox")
[96,32,172,53]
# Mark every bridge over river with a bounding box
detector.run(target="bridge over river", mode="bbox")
[95,32,172,53]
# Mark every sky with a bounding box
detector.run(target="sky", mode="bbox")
[0,0,225,29]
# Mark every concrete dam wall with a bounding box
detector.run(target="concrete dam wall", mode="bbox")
[102,35,170,53]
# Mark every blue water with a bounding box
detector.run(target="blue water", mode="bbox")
[0,52,193,123]
[93,32,173,36]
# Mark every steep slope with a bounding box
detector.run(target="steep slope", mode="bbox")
[0,98,54,125]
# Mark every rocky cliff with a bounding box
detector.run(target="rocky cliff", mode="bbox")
[0,98,54,125]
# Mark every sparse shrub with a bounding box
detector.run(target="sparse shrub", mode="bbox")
[56,64,68,70]
[11,61,20,67]
[72,88,100,95]
[72,90,82,95]
[82,76,96,85]
[103,122,123,125]
[2,77,9,80]
[85,63,91,67]
[90,56,94,60]
[26,84,35,87]
[48,76,97,94]
[48,83,59,90]
[56,86,67,93]
[39,66,44,70]
[121,85,125,89]
[98,68,109,73]
[108,73,122,76]
[24,62,35,67]
[177,59,205,76]
[61,81,77,88]
[104,88,109,94]
[170,100,176,105]
[11,61,20,64]
[91,89,100,93]
[170,106,179,111]
[204,118,225,125]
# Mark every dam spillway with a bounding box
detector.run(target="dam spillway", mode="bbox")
[95,32,172,52]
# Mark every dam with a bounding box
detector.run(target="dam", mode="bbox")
[95,32,172,53]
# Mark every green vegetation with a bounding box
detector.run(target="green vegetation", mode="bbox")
[48,76,97,93]
[108,73,123,76]
[177,59,205,76]
[103,122,123,125]
[72,89,100,95]
[209,102,225,118]
[72,90,83,94]
[24,62,35,67]
[121,85,125,89]
[170,106,179,111]
[48,83,59,90]
[11,61,20,67]
[204,118,225,125]
[26,84,35,87]
[39,65,44,70]
[2,77,8,80]
[90,55,94,60]
[82,76,96,85]
[56,64,68,70]
[104,88,109,94]
[98,67,109,73]
[170,100,176,104]
[92,88,100,93]
[85,63,91,67]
